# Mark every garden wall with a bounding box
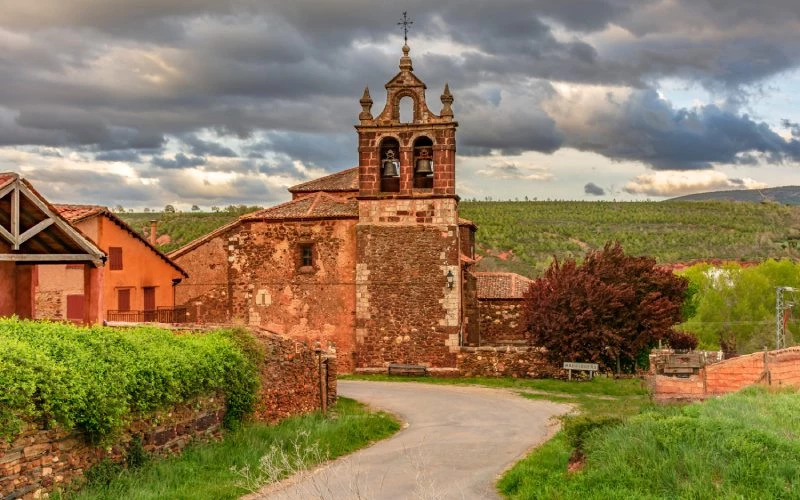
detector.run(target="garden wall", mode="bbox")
[477,299,528,345]
[456,346,558,378]
[0,394,225,499]
[0,328,337,499]
[652,346,800,401]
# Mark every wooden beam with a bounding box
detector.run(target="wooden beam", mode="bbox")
[0,182,14,201]
[17,218,54,246]
[15,182,104,259]
[0,224,13,245]
[0,253,99,263]
[11,187,19,250]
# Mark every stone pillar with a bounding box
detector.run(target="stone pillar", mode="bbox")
[14,264,34,319]
[0,261,16,317]
[399,147,414,195]
[83,264,104,325]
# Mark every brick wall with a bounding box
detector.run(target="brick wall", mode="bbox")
[477,299,528,345]
[173,219,358,372]
[652,346,800,401]
[0,394,225,499]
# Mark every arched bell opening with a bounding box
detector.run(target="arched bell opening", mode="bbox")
[398,95,415,124]
[412,136,434,189]
[379,137,401,193]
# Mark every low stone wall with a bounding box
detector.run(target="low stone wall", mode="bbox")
[456,346,558,378]
[255,329,338,422]
[477,299,528,345]
[0,327,338,499]
[652,347,800,401]
[0,394,224,499]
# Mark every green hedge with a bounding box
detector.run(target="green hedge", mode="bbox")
[0,319,261,443]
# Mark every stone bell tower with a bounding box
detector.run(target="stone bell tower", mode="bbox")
[353,43,462,371]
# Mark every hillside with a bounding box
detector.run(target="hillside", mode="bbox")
[120,201,800,276]
[669,186,800,204]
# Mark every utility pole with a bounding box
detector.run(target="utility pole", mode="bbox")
[776,287,797,349]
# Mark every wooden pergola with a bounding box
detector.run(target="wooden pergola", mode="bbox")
[0,173,106,324]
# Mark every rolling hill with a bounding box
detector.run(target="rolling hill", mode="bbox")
[669,186,800,204]
[119,200,800,277]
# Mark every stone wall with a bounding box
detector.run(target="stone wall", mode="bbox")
[652,347,800,401]
[0,394,224,499]
[456,346,558,378]
[477,299,528,345]
[354,218,461,369]
[173,218,358,372]
[255,329,338,422]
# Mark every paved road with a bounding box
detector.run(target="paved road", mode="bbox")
[255,380,571,500]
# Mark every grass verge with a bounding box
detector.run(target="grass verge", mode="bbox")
[60,397,400,500]
[500,386,800,499]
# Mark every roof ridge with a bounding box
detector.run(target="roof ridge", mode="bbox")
[307,191,324,215]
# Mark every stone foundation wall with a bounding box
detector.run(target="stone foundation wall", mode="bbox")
[652,347,800,401]
[477,299,528,345]
[456,346,558,378]
[0,394,224,499]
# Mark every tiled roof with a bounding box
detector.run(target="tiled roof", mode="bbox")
[0,173,16,190]
[242,192,358,221]
[53,204,188,277]
[53,204,106,223]
[458,217,477,229]
[288,168,359,193]
[475,272,533,299]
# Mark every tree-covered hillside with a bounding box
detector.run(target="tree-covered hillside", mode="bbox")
[120,201,800,272]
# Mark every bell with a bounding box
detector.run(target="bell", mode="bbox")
[382,159,399,177]
[415,158,433,175]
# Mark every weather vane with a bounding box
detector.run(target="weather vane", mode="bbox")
[398,11,413,44]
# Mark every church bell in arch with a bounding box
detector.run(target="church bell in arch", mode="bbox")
[382,149,400,177]
[415,150,433,175]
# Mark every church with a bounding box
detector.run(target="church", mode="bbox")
[170,43,533,373]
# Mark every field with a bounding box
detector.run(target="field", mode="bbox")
[118,200,800,275]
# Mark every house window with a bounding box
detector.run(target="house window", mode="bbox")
[300,244,313,268]
[117,288,131,311]
[109,247,123,270]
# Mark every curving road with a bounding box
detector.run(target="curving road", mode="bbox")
[255,380,571,500]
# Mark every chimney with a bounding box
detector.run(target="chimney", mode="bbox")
[149,220,158,246]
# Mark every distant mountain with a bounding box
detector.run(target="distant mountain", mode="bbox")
[669,186,800,204]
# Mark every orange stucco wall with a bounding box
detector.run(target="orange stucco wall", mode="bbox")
[34,215,183,321]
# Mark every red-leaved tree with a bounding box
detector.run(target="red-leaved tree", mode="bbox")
[522,242,688,372]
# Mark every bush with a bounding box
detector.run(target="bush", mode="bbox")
[664,330,699,351]
[0,319,261,442]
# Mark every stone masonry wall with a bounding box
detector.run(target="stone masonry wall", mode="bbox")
[174,219,358,372]
[0,394,225,499]
[478,299,528,345]
[652,346,800,401]
[355,198,461,368]
[254,329,338,422]
[456,346,558,378]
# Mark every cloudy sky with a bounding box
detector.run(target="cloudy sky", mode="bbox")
[2,1,800,210]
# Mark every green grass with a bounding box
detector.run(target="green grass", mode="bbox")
[61,397,400,499]
[499,387,800,499]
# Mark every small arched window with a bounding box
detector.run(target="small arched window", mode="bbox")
[398,96,414,123]
[413,136,434,189]
[379,137,400,193]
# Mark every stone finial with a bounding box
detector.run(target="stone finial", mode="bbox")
[359,86,373,120]
[440,83,454,118]
[399,44,413,72]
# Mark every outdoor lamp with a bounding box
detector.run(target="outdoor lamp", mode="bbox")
[446,269,455,289]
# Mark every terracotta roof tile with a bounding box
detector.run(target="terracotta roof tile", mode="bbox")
[243,192,358,221]
[458,217,477,229]
[475,272,533,299]
[288,168,359,193]
[53,204,106,223]
[0,173,16,191]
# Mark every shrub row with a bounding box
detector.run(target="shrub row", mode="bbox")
[0,319,261,443]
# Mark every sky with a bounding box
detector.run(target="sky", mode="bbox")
[2,1,800,210]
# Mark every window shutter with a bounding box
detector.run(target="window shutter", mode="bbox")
[109,247,123,270]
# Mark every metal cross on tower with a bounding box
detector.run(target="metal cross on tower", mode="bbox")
[398,11,413,44]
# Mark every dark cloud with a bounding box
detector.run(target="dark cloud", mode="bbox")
[182,134,237,157]
[95,150,142,162]
[152,153,206,169]
[584,182,605,196]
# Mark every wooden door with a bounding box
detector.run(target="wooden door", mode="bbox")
[117,288,131,311]
[143,287,156,321]
[66,294,84,324]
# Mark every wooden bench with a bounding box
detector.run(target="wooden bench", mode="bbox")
[387,363,428,376]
